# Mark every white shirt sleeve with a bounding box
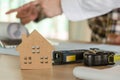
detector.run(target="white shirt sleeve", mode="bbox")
[61,0,120,21]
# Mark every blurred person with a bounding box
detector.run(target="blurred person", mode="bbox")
[6,0,120,24]
[6,0,120,44]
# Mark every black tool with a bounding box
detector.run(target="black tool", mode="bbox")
[53,49,88,64]
[53,48,119,66]
[83,48,115,66]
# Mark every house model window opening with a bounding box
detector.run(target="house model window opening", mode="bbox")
[32,46,40,54]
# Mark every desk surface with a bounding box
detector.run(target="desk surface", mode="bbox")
[0,54,110,80]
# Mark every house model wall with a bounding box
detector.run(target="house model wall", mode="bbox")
[17,30,54,69]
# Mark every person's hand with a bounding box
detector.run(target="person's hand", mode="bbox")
[107,34,120,45]
[6,0,62,25]
[37,0,62,18]
[6,1,40,25]
[114,35,120,44]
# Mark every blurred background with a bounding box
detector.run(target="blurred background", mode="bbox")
[0,0,91,43]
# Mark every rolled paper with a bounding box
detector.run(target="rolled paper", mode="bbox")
[0,22,29,40]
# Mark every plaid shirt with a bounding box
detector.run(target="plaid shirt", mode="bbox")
[88,8,120,43]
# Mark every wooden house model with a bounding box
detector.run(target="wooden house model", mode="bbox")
[17,30,54,69]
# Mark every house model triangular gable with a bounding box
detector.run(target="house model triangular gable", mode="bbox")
[17,30,54,69]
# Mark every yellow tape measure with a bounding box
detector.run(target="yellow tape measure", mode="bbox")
[114,54,120,62]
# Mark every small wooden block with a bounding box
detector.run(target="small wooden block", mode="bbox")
[17,30,54,69]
